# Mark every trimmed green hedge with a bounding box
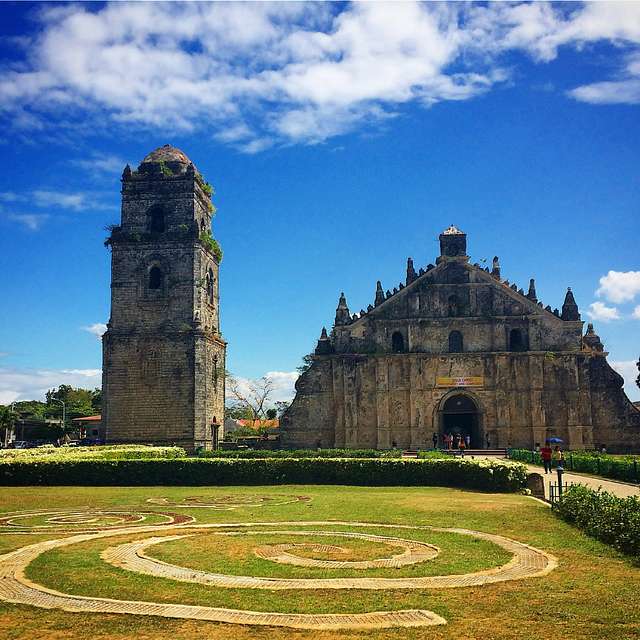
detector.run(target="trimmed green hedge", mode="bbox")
[509,449,640,483]
[554,485,640,563]
[199,448,403,459]
[0,445,186,462]
[0,457,527,491]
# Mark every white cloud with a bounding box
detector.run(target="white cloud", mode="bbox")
[610,360,640,402]
[82,323,108,338]
[7,213,49,230]
[0,190,115,214]
[33,190,86,211]
[569,52,640,105]
[228,370,299,406]
[633,305,640,320]
[587,301,620,322]
[0,367,101,404]
[2,2,639,148]
[596,270,640,303]
[71,152,127,175]
[0,192,21,203]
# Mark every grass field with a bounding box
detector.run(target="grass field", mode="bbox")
[0,485,638,640]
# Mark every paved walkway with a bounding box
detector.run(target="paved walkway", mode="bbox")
[525,464,640,499]
[473,455,640,499]
[103,526,555,590]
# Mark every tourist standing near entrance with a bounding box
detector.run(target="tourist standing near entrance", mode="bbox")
[432,432,438,449]
[458,437,466,457]
[540,442,552,474]
[465,434,471,449]
[552,446,564,468]
[486,433,491,449]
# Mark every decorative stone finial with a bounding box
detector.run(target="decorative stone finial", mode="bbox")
[334,292,351,326]
[375,281,385,306]
[406,257,417,285]
[583,323,604,353]
[527,278,538,303]
[315,326,333,355]
[491,256,501,279]
[122,164,132,180]
[561,287,581,321]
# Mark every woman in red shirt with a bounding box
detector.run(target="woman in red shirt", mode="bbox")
[540,442,552,474]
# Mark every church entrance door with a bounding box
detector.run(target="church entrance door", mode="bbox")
[440,394,481,449]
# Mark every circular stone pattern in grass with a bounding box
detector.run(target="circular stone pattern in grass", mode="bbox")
[253,531,438,568]
[0,520,557,630]
[0,510,193,533]
[146,494,311,509]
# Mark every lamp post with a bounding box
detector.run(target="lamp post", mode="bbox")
[5,402,16,447]
[556,464,564,500]
[52,399,66,442]
[210,416,220,451]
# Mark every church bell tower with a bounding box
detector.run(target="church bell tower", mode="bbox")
[102,145,226,450]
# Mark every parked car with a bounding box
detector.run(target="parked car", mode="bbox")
[11,441,37,449]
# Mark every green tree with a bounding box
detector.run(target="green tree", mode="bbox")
[297,354,314,374]
[45,385,96,419]
[636,356,640,390]
[224,404,254,420]
[0,405,18,443]
[275,400,290,417]
[266,408,277,420]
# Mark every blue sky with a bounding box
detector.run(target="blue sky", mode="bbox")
[0,1,638,403]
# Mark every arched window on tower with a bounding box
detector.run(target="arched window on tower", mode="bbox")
[448,330,463,353]
[148,266,163,290]
[509,328,526,352]
[391,331,405,353]
[206,268,214,305]
[447,294,459,317]
[148,206,165,233]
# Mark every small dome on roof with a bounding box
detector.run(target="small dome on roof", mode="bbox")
[142,144,192,165]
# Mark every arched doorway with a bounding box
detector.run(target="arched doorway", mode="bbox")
[439,394,481,448]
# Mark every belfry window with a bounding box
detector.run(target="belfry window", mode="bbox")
[148,266,163,290]
[391,331,405,353]
[509,328,526,352]
[148,206,165,233]
[448,330,463,353]
[206,268,214,305]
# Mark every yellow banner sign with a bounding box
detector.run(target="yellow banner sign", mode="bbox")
[436,376,484,388]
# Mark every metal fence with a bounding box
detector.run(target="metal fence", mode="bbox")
[549,481,572,505]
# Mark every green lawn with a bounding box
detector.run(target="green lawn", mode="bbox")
[0,485,638,640]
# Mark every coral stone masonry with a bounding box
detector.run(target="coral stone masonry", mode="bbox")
[102,145,225,451]
[282,226,640,452]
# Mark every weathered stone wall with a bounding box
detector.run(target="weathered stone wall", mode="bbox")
[282,228,640,452]
[103,146,226,451]
[282,352,639,452]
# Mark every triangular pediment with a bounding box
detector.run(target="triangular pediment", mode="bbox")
[348,259,562,326]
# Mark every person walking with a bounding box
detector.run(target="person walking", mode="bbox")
[552,445,564,468]
[540,441,552,474]
[465,434,471,449]
[432,432,438,449]
[458,436,466,458]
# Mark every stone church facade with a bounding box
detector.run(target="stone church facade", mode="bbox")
[102,145,225,451]
[281,226,640,452]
